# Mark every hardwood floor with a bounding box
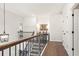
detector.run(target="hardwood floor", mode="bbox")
[42,41,68,56]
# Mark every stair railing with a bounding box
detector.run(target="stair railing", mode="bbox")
[0,33,49,56]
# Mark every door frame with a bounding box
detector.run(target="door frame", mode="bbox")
[72,3,79,56]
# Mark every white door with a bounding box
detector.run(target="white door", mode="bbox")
[74,9,79,56]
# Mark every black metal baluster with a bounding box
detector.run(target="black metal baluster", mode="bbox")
[42,35,44,44]
[48,34,50,42]
[33,38,34,43]
[29,40,31,56]
[47,34,48,43]
[44,35,46,44]
[9,47,11,56]
[28,41,30,56]
[23,42,24,56]
[25,41,28,56]
[39,36,41,55]
[19,43,21,56]
[28,40,31,56]
[40,35,42,54]
[2,50,4,56]
[15,45,17,56]
[44,35,47,44]
[42,35,44,45]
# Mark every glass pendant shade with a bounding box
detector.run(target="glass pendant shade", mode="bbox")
[0,34,9,42]
[19,23,23,31]
[18,23,23,38]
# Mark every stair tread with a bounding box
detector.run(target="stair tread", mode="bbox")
[30,53,39,56]
[32,47,41,50]
[33,43,44,46]
[33,44,44,47]
[31,51,39,54]
[31,49,39,51]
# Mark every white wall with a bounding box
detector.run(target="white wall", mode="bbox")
[62,3,75,56]
[23,16,37,37]
[36,14,63,42]
[23,16,36,31]
[50,14,63,42]
[36,14,50,33]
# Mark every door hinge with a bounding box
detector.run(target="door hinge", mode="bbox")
[72,48,74,51]
[72,14,74,16]
[72,31,74,34]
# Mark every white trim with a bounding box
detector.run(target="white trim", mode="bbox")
[50,40,62,42]
[40,43,48,56]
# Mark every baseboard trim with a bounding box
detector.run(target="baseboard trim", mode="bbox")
[40,43,48,56]
[62,43,69,56]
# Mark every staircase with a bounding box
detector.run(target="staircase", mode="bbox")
[19,34,48,56]
[30,42,44,56]
[19,41,44,56]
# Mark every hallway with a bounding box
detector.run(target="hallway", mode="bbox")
[43,41,68,56]
[0,3,79,56]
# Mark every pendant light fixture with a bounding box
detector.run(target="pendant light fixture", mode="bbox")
[0,3,9,42]
[18,23,23,38]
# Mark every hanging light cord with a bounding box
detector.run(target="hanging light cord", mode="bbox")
[4,3,5,34]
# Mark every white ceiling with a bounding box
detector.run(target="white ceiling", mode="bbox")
[2,3,65,17]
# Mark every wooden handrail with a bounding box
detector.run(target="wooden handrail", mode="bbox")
[0,34,48,51]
